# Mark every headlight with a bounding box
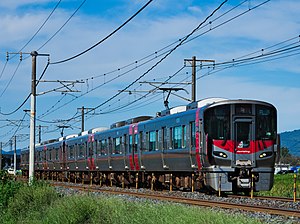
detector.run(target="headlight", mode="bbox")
[259,152,272,158]
[213,151,228,158]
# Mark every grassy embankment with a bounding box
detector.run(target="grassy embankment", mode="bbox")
[0,171,261,224]
[256,173,300,198]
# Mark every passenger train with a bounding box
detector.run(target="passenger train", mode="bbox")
[21,98,280,193]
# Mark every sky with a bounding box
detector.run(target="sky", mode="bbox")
[0,0,299,150]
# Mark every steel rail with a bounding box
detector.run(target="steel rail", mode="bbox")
[52,182,300,218]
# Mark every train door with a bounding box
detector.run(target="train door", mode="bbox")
[233,118,255,167]
[161,127,168,169]
[60,141,67,171]
[108,137,112,169]
[189,121,198,169]
[138,131,145,169]
[126,124,140,171]
[43,145,48,170]
[123,134,129,169]
[87,134,96,170]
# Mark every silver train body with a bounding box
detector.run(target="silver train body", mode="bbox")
[21,98,280,192]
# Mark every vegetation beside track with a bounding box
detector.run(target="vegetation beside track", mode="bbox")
[0,178,260,224]
[256,173,300,198]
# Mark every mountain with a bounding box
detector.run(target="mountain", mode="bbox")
[280,129,300,157]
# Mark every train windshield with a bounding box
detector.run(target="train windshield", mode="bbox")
[204,105,230,140]
[255,105,276,140]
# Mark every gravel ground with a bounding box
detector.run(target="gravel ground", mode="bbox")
[53,183,300,224]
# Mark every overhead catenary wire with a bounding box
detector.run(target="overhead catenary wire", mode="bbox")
[37,0,269,119]
[0,60,50,116]
[19,0,62,53]
[36,0,87,52]
[37,0,228,126]
[85,34,300,118]
[0,59,22,97]
[50,0,153,65]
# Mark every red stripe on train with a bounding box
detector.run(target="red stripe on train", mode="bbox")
[195,108,202,170]
[213,140,274,154]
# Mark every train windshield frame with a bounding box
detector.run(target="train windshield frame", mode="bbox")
[255,105,276,140]
[204,103,277,141]
[204,105,230,140]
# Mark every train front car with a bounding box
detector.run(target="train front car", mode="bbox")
[201,100,278,193]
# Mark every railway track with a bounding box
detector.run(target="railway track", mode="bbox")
[228,194,299,203]
[51,181,300,219]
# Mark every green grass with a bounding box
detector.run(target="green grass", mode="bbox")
[256,173,300,198]
[0,181,261,224]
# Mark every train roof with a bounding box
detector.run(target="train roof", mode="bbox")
[27,97,275,147]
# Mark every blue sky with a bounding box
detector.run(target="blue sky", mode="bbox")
[0,0,299,150]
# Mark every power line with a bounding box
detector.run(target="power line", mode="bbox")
[80,0,251,83]
[50,0,153,65]
[0,59,22,97]
[88,1,228,116]
[0,60,50,116]
[36,0,266,118]
[36,0,87,52]
[18,0,62,53]
[41,0,228,124]
[0,54,9,80]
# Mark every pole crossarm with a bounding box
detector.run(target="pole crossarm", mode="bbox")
[37,80,84,95]
[184,56,216,102]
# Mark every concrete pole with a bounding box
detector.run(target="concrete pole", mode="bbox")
[29,51,38,184]
[14,136,16,175]
[191,56,196,102]
[81,106,84,132]
[0,142,2,170]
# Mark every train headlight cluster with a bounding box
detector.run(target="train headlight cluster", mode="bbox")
[259,151,272,158]
[213,151,228,158]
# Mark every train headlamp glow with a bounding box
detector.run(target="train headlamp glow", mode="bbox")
[213,151,228,158]
[259,152,272,158]
[259,153,267,158]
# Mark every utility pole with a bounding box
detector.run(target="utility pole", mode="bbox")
[38,125,48,143]
[58,125,71,137]
[13,136,16,176]
[184,56,215,102]
[28,51,50,184]
[0,142,2,170]
[77,106,97,132]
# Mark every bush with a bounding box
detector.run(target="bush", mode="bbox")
[1,181,59,223]
[0,171,23,211]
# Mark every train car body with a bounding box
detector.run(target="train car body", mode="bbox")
[21,98,279,193]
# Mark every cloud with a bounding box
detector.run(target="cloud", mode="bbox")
[1,0,300,148]
[0,0,55,10]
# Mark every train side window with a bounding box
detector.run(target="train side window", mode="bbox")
[100,139,107,155]
[156,130,159,150]
[190,122,196,148]
[96,140,101,156]
[134,134,138,153]
[129,135,133,153]
[79,144,84,158]
[139,132,143,152]
[69,145,74,159]
[114,137,121,154]
[173,126,182,149]
[182,125,187,148]
[48,149,52,161]
[149,131,156,151]
[108,138,112,155]
[123,135,127,155]
[55,148,59,161]
[162,127,167,150]
[145,132,149,151]
[93,140,97,156]
[169,128,173,149]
